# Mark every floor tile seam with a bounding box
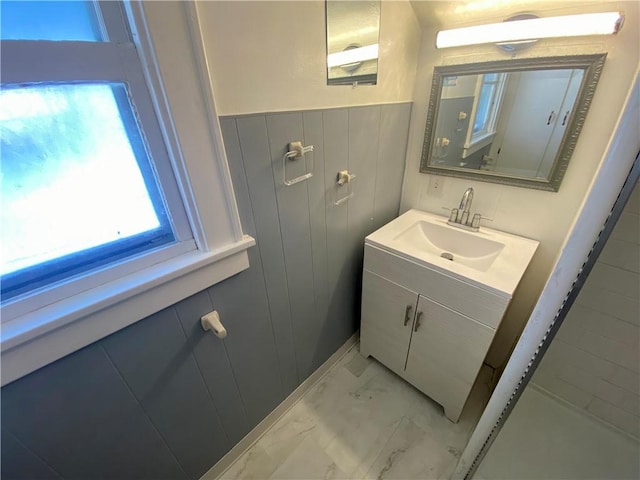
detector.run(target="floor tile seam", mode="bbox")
[257,420,319,466]
[356,415,406,479]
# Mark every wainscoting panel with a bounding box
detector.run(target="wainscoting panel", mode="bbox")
[1,343,188,479]
[102,308,230,480]
[174,290,250,446]
[1,103,411,480]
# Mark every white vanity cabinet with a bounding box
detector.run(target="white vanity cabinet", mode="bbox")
[359,209,539,423]
[360,244,508,422]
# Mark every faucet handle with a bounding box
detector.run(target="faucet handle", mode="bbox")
[471,213,482,229]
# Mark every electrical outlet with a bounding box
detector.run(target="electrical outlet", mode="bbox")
[427,175,444,198]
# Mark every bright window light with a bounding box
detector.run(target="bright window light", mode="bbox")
[1,83,174,299]
[436,12,624,49]
[0,0,102,41]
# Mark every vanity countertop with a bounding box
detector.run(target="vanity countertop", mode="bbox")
[365,209,539,298]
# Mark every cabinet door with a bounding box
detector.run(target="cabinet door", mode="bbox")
[404,295,494,422]
[360,270,418,377]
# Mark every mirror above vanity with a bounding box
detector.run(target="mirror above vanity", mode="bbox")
[420,54,607,191]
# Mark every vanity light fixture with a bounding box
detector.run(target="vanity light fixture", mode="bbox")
[327,43,379,68]
[436,12,624,49]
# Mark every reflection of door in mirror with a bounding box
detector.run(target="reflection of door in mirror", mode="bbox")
[490,69,584,178]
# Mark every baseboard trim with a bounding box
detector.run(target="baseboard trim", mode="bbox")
[200,332,360,479]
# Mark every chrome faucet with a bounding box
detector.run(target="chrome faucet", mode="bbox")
[448,187,481,231]
[459,187,474,214]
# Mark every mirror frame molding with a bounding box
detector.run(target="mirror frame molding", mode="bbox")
[420,54,607,191]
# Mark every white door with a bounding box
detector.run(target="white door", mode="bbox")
[360,270,418,377]
[535,69,585,178]
[494,69,573,177]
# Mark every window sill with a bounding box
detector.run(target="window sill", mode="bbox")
[1,235,255,386]
[463,132,496,158]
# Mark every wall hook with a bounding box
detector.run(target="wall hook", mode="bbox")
[201,311,227,339]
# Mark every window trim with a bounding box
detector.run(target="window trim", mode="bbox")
[1,34,194,313]
[462,73,507,159]
[1,1,254,386]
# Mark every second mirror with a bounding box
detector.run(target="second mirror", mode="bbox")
[326,0,380,86]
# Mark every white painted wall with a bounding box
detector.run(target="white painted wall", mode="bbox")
[400,1,640,367]
[197,1,421,115]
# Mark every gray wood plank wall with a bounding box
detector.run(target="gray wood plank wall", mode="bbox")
[0,103,411,480]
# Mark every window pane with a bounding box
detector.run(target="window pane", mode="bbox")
[1,1,102,41]
[1,83,174,298]
[473,84,494,133]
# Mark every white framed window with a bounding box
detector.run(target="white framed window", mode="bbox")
[463,72,507,158]
[0,1,254,385]
[1,0,195,314]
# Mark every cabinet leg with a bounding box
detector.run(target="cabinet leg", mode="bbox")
[444,406,462,423]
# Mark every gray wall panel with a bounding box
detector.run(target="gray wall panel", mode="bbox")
[1,429,62,480]
[1,344,187,480]
[347,105,381,248]
[174,290,249,446]
[207,245,285,427]
[220,118,257,237]
[101,309,228,480]
[266,112,319,380]
[222,117,298,394]
[1,102,412,479]
[322,109,358,355]
[373,103,411,229]
[346,106,382,323]
[235,116,300,391]
[302,111,333,368]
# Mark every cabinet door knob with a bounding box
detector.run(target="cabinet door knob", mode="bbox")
[404,305,413,326]
[414,311,423,332]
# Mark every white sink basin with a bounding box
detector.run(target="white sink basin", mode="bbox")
[394,220,505,272]
[366,209,539,297]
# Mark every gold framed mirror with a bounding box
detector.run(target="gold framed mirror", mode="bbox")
[419,54,607,191]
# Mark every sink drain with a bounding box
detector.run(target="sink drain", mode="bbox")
[441,252,454,261]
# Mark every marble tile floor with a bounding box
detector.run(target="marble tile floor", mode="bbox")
[212,343,492,480]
